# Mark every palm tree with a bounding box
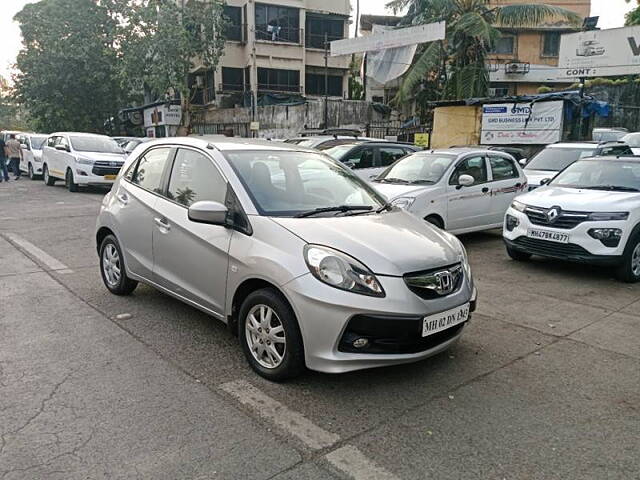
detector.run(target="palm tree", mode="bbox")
[388,0,582,102]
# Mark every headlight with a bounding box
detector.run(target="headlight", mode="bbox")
[510,200,527,212]
[588,212,629,221]
[76,158,94,165]
[390,197,415,209]
[304,245,384,297]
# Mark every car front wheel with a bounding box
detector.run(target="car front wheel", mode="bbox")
[99,234,138,295]
[616,234,640,283]
[65,168,79,192]
[238,288,305,381]
[43,165,56,186]
[28,163,36,180]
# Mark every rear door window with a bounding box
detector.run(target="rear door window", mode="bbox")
[489,156,519,180]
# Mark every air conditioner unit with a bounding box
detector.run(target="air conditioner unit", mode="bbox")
[504,62,530,75]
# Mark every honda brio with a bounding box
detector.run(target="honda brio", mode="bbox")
[96,137,477,380]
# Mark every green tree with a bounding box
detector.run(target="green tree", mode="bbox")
[625,0,640,26]
[0,77,29,130]
[13,0,129,133]
[110,0,227,133]
[389,0,582,102]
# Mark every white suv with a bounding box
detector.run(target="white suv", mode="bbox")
[504,156,640,282]
[17,133,48,179]
[42,132,126,191]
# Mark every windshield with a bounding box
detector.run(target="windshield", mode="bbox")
[375,153,456,184]
[323,144,358,160]
[525,147,595,172]
[70,136,123,154]
[226,151,385,217]
[551,160,640,191]
[124,140,143,151]
[622,132,640,147]
[30,135,47,150]
[593,130,627,142]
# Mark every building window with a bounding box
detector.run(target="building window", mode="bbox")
[257,68,300,92]
[255,4,300,44]
[305,15,344,49]
[223,6,243,42]
[490,34,515,55]
[222,67,245,91]
[542,32,561,57]
[305,73,342,96]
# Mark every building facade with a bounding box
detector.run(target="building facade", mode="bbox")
[190,0,351,109]
[487,0,591,96]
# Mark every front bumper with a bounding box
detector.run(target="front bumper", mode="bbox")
[282,272,476,374]
[503,207,626,265]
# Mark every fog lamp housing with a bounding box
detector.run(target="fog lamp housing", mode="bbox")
[353,338,369,349]
[505,214,519,232]
[76,169,89,176]
[588,228,622,247]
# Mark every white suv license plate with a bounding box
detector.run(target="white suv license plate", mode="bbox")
[527,228,569,244]
[422,303,470,337]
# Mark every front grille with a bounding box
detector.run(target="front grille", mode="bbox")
[513,236,591,257]
[92,163,122,176]
[404,263,463,300]
[338,314,466,354]
[525,206,589,229]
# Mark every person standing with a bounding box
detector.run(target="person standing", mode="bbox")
[0,136,8,183]
[5,134,22,180]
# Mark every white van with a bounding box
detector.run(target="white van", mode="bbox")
[41,132,127,191]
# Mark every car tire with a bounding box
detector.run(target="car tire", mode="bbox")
[506,244,532,261]
[28,163,36,180]
[238,288,305,381]
[425,215,444,229]
[615,234,640,283]
[99,234,138,295]
[65,168,79,192]
[43,165,56,186]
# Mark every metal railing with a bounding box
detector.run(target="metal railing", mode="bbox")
[257,84,303,94]
[255,26,303,44]
[218,82,247,93]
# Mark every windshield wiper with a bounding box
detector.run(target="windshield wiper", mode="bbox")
[294,205,374,218]
[375,202,394,213]
[583,185,640,192]
[376,177,410,184]
[408,179,435,185]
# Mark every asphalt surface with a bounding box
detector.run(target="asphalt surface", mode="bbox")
[1,178,639,479]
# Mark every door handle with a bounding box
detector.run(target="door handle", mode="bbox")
[482,187,489,193]
[116,193,129,205]
[154,217,170,231]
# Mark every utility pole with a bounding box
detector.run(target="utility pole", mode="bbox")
[324,32,329,129]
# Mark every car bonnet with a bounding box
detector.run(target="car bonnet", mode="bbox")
[519,186,640,211]
[271,209,462,276]
[371,182,437,200]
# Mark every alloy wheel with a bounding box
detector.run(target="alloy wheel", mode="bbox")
[102,243,121,287]
[28,164,34,179]
[632,242,640,277]
[245,304,286,369]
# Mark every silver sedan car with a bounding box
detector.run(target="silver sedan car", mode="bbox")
[96,137,477,380]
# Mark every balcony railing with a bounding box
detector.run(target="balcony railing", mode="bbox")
[218,82,248,93]
[305,32,343,50]
[257,84,303,94]
[255,26,303,45]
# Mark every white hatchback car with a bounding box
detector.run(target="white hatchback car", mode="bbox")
[504,156,640,282]
[42,132,127,191]
[372,148,527,234]
[17,133,48,179]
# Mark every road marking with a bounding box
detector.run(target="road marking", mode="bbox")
[220,380,340,450]
[326,445,401,480]
[3,233,73,274]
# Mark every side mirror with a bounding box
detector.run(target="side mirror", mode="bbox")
[458,174,475,187]
[343,160,356,169]
[188,201,228,226]
[540,178,552,186]
[519,158,527,166]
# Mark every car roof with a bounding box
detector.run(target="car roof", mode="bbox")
[547,142,599,149]
[50,132,113,138]
[580,155,640,162]
[430,147,510,156]
[149,136,320,153]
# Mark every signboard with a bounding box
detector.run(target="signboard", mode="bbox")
[559,26,640,78]
[481,101,564,145]
[414,133,430,147]
[143,104,182,128]
[330,21,445,57]
[250,121,260,131]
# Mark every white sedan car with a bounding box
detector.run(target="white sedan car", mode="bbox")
[371,148,527,234]
[17,133,48,179]
[504,156,640,282]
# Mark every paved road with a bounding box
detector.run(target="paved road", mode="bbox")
[1,179,639,479]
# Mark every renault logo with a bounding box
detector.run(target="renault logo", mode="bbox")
[546,206,561,223]
[435,271,454,295]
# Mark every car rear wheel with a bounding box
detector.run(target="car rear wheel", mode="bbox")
[616,235,640,283]
[43,165,56,186]
[238,288,305,381]
[99,234,138,295]
[506,244,532,261]
[65,168,78,192]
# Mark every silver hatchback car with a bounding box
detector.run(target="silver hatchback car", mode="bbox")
[96,137,477,380]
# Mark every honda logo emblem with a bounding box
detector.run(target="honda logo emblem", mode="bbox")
[435,271,454,295]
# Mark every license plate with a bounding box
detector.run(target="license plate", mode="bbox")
[104,175,117,180]
[422,303,470,337]
[527,228,569,244]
